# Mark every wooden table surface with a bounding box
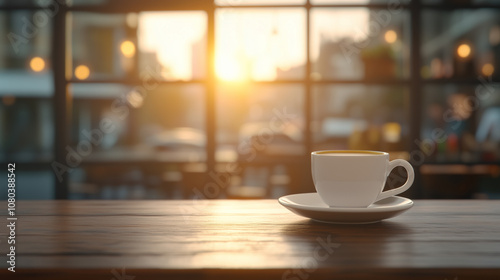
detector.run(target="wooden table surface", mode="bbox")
[1,199,499,279]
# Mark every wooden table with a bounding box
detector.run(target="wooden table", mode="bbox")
[1,200,499,279]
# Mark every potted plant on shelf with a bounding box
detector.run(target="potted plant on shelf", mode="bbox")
[361,45,396,80]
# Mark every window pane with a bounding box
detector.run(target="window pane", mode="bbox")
[70,11,207,81]
[0,98,54,162]
[217,84,304,160]
[68,83,206,199]
[70,12,131,80]
[312,85,409,151]
[0,11,52,72]
[216,0,305,6]
[138,11,207,81]
[421,84,500,163]
[69,83,205,150]
[421,9,500,80]
[216,8,306,81]
[310,8,410,80]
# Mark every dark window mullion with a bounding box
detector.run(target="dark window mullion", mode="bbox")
[206,5,216,182]
[53,4,69,199]
[305,1,312,155]
[303,0,314,193]
[410,0,422,198]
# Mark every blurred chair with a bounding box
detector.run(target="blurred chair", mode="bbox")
[231,134,304,199]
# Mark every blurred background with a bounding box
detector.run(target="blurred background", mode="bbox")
[1,0,499,200]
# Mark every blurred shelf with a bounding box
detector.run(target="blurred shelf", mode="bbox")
[66,78,413,85]
[0,152,53,166]
[422,4,500,10]
[310,79,411,85]
[421,163,500,175]
[67,79,207,85]
[80,146,207,165]
[422,77,500,84]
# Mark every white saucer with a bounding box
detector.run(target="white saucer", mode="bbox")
[278,193,413,224]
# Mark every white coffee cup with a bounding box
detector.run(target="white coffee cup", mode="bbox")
[311,150,414,208]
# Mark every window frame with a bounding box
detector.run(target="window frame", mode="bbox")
[4,0,500,198]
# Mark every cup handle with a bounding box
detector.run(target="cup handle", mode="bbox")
[375,159,414,201]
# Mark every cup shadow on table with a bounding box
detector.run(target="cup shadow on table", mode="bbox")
[279,219,414,268]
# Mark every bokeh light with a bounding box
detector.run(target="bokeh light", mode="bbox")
[384,30,397,44]
[30,57,45,72]
[457,44,471,58]
[382,122,401,143]
[75,65,90,80]
[215,57,246,81]
[482,63,494,76]
[120,40,136,58]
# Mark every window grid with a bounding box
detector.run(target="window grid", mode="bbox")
[2,0,500,198]
[61,1,414,198]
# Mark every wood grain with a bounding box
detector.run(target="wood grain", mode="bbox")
[0,200,499,279]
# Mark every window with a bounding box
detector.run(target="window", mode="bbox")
[2,0,499,199]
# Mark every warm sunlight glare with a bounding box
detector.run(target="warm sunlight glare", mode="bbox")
[384,30,397,44]
[482,63,494,76]
[139,12,206,81]
[310,9,369,61]
[139,10,368,81]
[457,44,471,58]
[120,40,136,58]
[215,57,246,81]
[215,9,306,81]
[75,65,90,80]
[252,57,277,81]
[30,57,45,72]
